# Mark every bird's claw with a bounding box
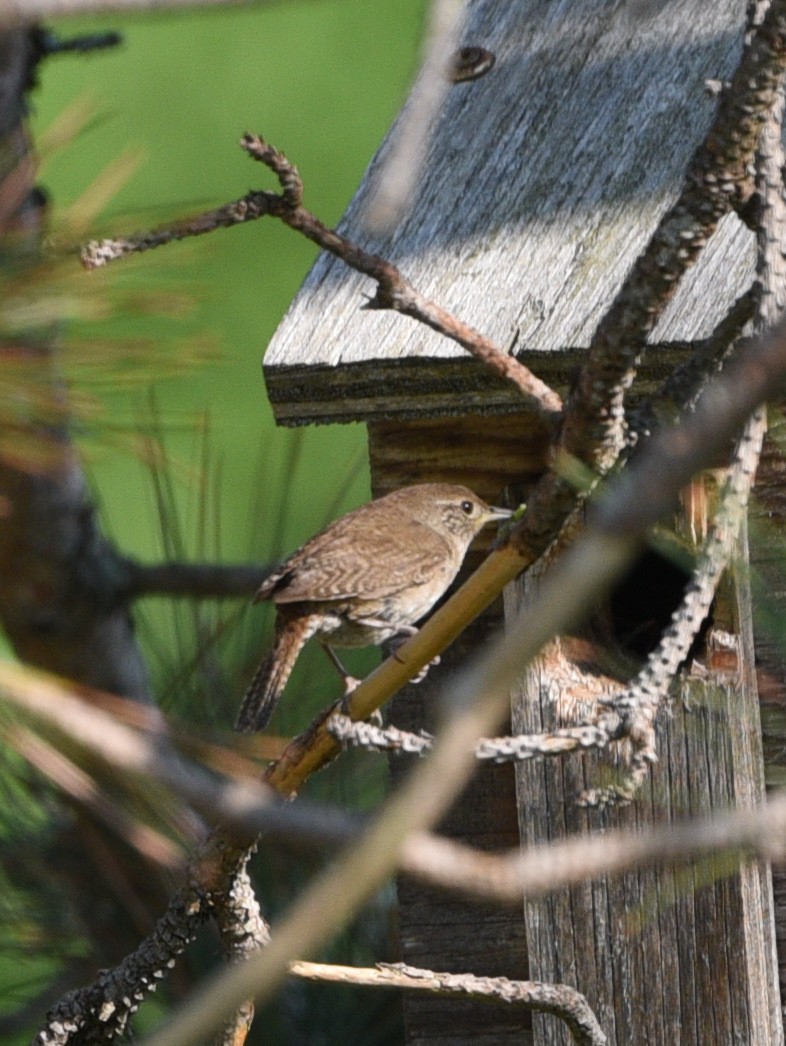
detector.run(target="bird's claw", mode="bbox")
[412,654,441,683]
[338,687,383,727]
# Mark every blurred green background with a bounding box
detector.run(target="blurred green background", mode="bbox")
[1,2,427,1042]
[30,0,426,671]
[26,0,429,727]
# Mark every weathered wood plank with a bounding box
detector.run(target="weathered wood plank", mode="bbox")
[264,0,752,424]
[748,410,786,1010]
[512,511,782,1045]
[370,415,532,1045]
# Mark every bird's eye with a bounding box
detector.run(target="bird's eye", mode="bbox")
[460,500,474,515]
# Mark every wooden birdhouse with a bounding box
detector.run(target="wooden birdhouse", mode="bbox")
[263,1,786,1043]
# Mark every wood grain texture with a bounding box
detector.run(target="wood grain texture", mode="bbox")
[749,407,786,1008]
[512,510,781,1045]
[370,416,534,1045]
[264,0,752,424]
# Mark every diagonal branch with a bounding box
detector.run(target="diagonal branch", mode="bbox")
[136,305,786,1046]
[36,888,208,1046]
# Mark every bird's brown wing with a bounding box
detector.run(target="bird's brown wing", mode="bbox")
[266,512,453,605]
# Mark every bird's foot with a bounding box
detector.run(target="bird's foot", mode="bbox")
[341,672,364,694]
[389,635,440,683]
[338,684,383,726]
[407,654,441,683]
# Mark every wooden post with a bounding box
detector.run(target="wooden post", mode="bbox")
[512,495,781,1044]
[369,413,541,1043]
[750,412,786,1011]
[262,1,782,1041]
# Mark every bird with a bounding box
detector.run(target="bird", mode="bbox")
[235,483,511,733]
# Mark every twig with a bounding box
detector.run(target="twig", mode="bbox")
[289,960,606,1046]
[362,0,467,232]
[401,790,786,904]
[137,306,786,1046]
[81,135,563,423]
[121,559,273,599]
[0,0,271,26]
[328,711,620,763]
[752,72,786,336]
[328,713,434,754]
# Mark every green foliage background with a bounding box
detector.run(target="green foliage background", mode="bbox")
[28,0,428,721]
[32,0,425,599]
[1,3,426,1042]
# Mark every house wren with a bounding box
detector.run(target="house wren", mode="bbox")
[236,483,510,733]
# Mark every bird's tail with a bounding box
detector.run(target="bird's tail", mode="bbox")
[235,615,319,733]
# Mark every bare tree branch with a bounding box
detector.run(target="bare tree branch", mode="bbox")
[402,792,786,905]
[121,559,273,600]
[290,960,606,1046]
[136,304,786,1046]
[361,0,467,233]
[81,136,563,424]
[16,659,786,928]
[0,0,281,27]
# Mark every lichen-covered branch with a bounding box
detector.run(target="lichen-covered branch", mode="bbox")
[582,408,766,806]
[290,960,606,1046]
[328,711,619,763]
[210,859,270,1046]
[36,889,207,1046]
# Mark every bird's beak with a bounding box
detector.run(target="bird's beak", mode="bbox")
[486,505,513,522]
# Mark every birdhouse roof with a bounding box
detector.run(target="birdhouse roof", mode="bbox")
[263,0,752,426]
